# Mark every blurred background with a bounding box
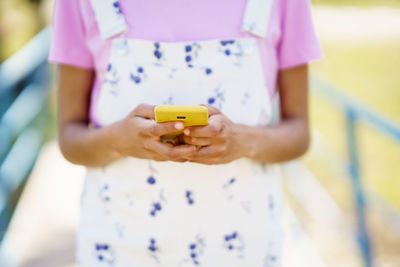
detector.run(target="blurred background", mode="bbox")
[0,0,399,266]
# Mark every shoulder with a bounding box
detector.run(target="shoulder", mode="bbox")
[278,0,313,17]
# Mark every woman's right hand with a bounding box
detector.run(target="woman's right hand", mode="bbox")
[109,103,197,162]
[58,65,195,166]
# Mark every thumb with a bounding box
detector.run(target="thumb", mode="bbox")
[200,104,221,117]
[130,103,155,119]
[146,121,185,137]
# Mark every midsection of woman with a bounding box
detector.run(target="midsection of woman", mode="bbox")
[80,34,281,265]
[49,0,322,266]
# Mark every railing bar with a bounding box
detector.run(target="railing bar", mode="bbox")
[367,189,400,236]
[0,28,51,94]
[311,76,400,143]
[358,110,400,142]
[0,128,43,200]
[346,108,372,267]
[0,83,47,136]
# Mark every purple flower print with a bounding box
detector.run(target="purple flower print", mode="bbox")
[104,63,120,95]
[148,237,161,264]
[222,177,236,200]
[94,243,115,264]
[222,231,245,259]
[185,190,195,205]
[99,184,111,202]
[130,65,147,84]
[112,1,122,15]
[207,85,225,109]
[149,189,167,217]
[179,234,206,266]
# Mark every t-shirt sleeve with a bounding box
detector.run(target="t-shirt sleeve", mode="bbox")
[48,0,94,69]
[278,0,323,70]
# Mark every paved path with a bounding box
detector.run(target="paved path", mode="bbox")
[312,6,400,43]
[0,142,85,267]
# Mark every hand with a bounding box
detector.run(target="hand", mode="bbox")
[110,103,197,162]
[181,105,248,164]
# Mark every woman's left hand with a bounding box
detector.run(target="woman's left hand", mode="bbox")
[181,105,249,165]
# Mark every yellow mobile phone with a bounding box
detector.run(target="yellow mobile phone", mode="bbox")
[154,105,208,139]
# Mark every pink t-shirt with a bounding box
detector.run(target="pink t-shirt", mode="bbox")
[49,0,322,124]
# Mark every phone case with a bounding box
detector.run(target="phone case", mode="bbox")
[154,105,209,138]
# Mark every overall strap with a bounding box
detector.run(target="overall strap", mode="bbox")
[241,0,274,38]
[89,0,128,40]
[89,0,273,40]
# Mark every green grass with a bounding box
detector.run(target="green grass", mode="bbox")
[0,1,42,61]
[307,41,400,210]
[313,42,400,123]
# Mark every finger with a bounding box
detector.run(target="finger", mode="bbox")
[162,136,181,146]
[167,144,198,159]
[200,104,221,117]
[184,116,222,137]
[182,135,214,146]
[187,157,219,165]
[130,103,156,119]
[148,151,169,162]
[194,145,224,158]
[150,150,187,162]
[185,149,222,164]
[176,134,186,145]
[185,145,224,164]
[145,140,197,159]
[147,121,185,137]
[144,139,174,156]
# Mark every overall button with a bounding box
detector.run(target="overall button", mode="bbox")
[241,42,255,56]
[115,38,129,56]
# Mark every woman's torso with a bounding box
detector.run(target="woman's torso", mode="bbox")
[73,0,283,126]
[77,1,283,266]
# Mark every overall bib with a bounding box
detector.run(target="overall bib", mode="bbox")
[78,1,283,266]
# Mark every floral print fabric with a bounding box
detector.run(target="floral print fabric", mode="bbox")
[78,1,283,266]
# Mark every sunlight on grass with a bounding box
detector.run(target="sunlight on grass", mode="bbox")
[313,42,400,123]
[358,124,400,209]
[303,95,354,213]
[312,0,400,7]
[0,1,40,61]
[307,41,400,211]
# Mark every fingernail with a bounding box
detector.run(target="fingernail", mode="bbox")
[184,129,190,135]
[175,122,184,130]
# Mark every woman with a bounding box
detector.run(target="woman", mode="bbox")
[49,0,322,266]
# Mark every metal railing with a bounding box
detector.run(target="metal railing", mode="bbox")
[0,28,52,242]
[311,77,400,267]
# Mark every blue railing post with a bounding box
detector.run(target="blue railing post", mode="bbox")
[346,107,372,267]
[312,76,400,267]
[0,27,51,244]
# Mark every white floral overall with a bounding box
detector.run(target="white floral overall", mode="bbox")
[79,0,282,266]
